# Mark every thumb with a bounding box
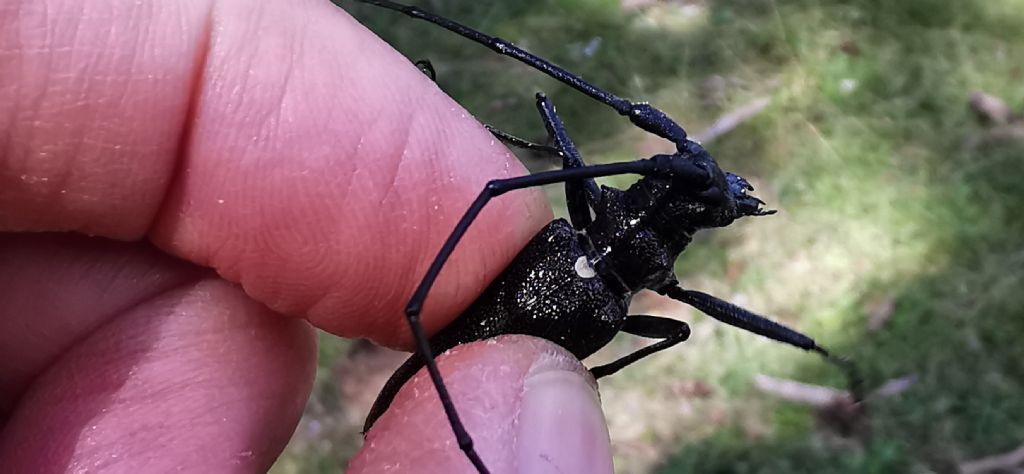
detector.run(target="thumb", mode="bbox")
[348,336,613,474]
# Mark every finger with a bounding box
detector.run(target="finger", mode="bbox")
[349,336,613,474]
[0,233,203,418]
[0,277,317,472]
[0,0,552,346]
[153,0,552,346]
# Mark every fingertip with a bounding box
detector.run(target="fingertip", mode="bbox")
[150,0,552,345]
[1,0,551,345]
[349,336,612,474]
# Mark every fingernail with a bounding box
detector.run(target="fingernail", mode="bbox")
[516,361,613,474]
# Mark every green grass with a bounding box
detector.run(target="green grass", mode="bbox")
[275,0,1024,472]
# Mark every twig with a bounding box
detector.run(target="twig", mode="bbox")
[959,444,1024,474]
[872,374,917,398]
[694,96,772,144]
[969,91,1012,126]
[754,373,918,404]
[753,374,846,407]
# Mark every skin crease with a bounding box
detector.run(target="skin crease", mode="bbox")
[0,0,610,472]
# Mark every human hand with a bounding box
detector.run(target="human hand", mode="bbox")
[0,0,612,473]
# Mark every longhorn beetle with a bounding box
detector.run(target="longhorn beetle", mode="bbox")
[349,1,863,472]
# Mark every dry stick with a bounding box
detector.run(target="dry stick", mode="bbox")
[968,91,1012,125]
[871,374,917,398]
[959,444,1024,474]
[694,96,772,144]
[754,373,918,404]
[753,374,847,407]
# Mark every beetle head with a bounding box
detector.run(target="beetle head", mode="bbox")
[658,142,775,230]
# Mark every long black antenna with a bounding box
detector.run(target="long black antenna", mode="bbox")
[354,0,693,150]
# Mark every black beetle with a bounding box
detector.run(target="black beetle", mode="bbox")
[348,2,862,473]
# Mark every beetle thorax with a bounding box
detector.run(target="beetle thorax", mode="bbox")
[584,175,746,292]
[584,181,681,292]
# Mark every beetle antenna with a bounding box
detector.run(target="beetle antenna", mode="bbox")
[812,346,865,403]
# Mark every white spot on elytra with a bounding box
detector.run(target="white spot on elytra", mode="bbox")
[629,218,640,225]
[575,256,597,279]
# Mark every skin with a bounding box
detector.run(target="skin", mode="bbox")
[1,0,613,472]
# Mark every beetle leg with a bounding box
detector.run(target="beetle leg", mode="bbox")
[534,93,602,230]
[411,59,567,160]
[414,65,599,230]
[589,315,691,379]
[489,93,604,230]
[485,124,562,156]
[414,59,436,81]
[485,94,606,230]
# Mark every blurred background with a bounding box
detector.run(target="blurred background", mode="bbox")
[273,0,1024,472]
